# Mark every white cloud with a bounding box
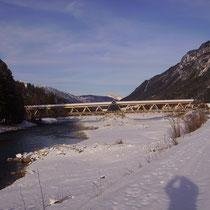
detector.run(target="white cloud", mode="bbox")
[0,18,202,68]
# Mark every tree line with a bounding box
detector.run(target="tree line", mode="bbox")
[0,59,68,125]
[0,59,24,124]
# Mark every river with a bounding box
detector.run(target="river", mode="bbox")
[0,119,86,190]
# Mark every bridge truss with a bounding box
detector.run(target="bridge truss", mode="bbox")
[25,99,200,121]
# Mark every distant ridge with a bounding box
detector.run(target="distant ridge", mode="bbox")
[17,84,117,105]
[78,95,116,103]
[123,41,210,102]
[41,89,117,103]
[44,87,82,103]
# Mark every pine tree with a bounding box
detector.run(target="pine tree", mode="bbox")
[0,59,25,124]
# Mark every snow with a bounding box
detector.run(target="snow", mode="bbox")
[41,118,58,124]
[0,113,210,210]
[0,121,35,134]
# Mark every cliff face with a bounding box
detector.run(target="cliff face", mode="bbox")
[123,41,210,102]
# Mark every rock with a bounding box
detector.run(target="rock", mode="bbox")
[16,153,22,159]
[21,156,31,164]
[6,158,13,162]
[49,198,59,205]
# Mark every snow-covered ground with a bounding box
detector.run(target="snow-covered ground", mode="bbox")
[0,121,35,134]
[0,113,209,210]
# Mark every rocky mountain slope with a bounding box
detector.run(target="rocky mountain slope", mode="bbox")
[123,41,210,102]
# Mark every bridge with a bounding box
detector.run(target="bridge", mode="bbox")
[25,99,204,121]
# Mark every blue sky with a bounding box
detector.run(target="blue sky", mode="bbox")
[0,0,210,96]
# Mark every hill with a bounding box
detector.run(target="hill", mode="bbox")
[16,82,82,105]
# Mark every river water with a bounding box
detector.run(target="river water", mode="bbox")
[0,119,86,190]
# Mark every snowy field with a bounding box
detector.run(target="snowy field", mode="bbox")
[0,113,210,210]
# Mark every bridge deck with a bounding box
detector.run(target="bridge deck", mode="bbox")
[25,99,194,109]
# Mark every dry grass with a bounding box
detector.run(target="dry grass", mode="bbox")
[169,110,208,145]
[142,110,208,167]
[182,110,208,133]
[168,118,180,145]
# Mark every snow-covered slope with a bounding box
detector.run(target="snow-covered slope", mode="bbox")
[78,95,116,102]
[84,120,210,210]
[0,114,210,210]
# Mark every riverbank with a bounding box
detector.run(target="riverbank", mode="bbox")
[0,121,35,134]
[0,117,79,134]
[0,118,86,190]
[0,113,210,209]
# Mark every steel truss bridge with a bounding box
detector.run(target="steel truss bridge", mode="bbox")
[24,99,208,121]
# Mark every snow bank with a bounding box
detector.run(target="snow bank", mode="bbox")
[41,118,58,124]
[41,117,78,124]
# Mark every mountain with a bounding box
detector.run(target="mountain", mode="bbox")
[1,59,117,107]
[78,95,115,103]
[123,41,210,102]
[16,83,84,105]
[16,83,116,105]
[44,87,82,103]
[43,89,117,103]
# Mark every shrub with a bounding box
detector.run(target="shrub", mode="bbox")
[169,110,207,145]
[182,110,208,133]
[168,117,181,145]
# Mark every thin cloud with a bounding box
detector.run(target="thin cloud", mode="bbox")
[0,0,209,95]
[0,0,85,17]
[65,0,84,17]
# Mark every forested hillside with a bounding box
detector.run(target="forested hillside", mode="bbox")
[0,59,24,124]
[16,82,78,105]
